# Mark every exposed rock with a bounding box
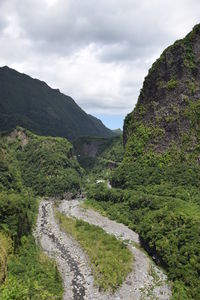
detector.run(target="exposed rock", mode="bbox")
[124,24,200,161]
[7,128,29,148]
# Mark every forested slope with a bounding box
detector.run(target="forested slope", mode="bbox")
[0,127,84,299]
[0,66,115,140]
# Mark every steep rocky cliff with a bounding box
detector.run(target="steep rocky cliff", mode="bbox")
[124,24,200,164]
[108,24,200,299]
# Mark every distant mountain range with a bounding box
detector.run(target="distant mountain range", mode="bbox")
[0,66,115,140]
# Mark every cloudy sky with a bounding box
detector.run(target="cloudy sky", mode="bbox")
[0,0,200,129]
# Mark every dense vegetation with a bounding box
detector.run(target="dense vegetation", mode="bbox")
[0,66,115,141]
[1,127,83,196]
[0,134,37,245]
[14,128,83,196]
[86,181,200,299]
[0,236,63,300]
[0,233,12,285]
[56,210,132,291]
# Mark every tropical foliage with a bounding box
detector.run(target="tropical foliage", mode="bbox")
[86,168,200,299]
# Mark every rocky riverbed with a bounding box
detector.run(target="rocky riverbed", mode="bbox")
[34,198,171,300]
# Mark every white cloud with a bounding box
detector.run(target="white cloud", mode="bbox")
[0,0,200,119]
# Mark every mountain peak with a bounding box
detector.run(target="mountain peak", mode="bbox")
[123,23,200,164]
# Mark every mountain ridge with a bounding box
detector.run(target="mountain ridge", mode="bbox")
[0,66,115,140]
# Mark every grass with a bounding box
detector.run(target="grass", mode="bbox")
[55,211,133,292]
[83,198,134,229]
[81,199,109,216]
[0,233,12,284]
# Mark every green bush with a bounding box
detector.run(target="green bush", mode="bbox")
[0,191,37,248]
[15,132,83,196]
[0,236,63,300]
[167,78,178,90]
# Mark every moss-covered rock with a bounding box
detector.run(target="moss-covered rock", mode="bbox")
[124,23,200,162]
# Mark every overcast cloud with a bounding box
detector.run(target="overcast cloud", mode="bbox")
[0,0,200,128]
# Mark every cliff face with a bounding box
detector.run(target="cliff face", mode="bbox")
[110,24,200,300]
[73,136,124,171]
[124,24,200,163]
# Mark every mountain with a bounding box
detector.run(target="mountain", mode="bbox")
[106,24,200,299]
[0,66,115,140]
[123,23,200,162]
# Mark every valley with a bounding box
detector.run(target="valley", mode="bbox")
[0,23,200,300]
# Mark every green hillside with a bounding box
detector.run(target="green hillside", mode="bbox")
[0,66,115,140]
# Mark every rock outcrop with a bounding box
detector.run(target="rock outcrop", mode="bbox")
[124,24,200,163]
